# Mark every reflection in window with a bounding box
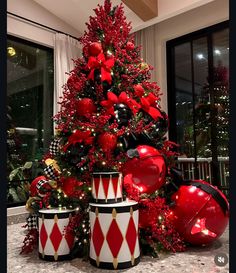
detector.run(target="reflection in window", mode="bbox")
[167,22,229,193]
[7,36,54,207]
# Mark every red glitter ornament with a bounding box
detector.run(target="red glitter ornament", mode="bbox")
[88,42,103,56]
[98,132,117,153]
[77,98,96,116]
[123,145,167,194]
[169,180,229,245]
[126,42,135,50]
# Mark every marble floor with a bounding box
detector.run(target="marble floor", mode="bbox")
[7,222,229,273]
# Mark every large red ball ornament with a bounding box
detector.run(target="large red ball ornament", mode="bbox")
[88,42,103,56]
[169,180,229,245]
[123,145,167,194]
[98,132,117,153]
[77,98,96,116]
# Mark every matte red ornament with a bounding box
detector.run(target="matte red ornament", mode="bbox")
[77,98,96,116]
[126,41,135,50]
[30,176,47,197]
[98,132,117,153]
[60,177,83,197]
[169,180,229,245]
[89,42,103,56]
[123,145,167,194]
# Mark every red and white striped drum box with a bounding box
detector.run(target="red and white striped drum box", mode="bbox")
[38,208,75,261]
[92,172,123,203]
[89,200,140,269]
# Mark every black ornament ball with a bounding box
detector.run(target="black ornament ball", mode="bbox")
[114,103,132,127]
[62,143,89,166]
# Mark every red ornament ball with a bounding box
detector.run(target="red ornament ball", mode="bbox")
[169,180,229,245]
[88,42,103,56]
[30,176,47,197]
[123,145,167,194]
[126,41,135,50]
[67,75,81,91]
[61,177,83,197]
[98,132,117,153]
[133,84,144,97]
[77,98,96,116]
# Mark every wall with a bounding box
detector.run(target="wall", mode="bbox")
[155,0,229,113]
[7,0,82,47]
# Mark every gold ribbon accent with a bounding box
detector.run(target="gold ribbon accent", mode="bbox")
[113,258,118,269]
[112,208,117,219]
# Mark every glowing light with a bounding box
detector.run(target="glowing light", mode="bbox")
[7,46,16,56]
[214,49,221,55]
[138,186,144,192]
[197,53,204,60]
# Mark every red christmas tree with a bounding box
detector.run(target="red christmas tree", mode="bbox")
[23,0,188,256]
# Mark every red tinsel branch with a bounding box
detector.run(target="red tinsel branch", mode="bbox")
[20,228,38,254]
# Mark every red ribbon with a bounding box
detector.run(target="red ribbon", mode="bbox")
[63,130,94,152]
[87,53,115,84]
[140,93,162,120]
[101,91,140,115]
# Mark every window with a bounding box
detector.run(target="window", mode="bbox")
[7,35,54,207]
[166,21,229,193]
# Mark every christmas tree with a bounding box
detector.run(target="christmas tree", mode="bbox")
[22,0,229,261]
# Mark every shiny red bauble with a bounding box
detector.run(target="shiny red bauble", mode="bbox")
[169,180,229,245]
[98,132,117,153]
[123,145,167,194]
[30,176,47,197]
[77,98,96,116]
[126,41,135,50]
[88,42,103,56]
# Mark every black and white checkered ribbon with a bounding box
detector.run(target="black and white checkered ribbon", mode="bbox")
[26,213,38,230]
[49,138,61,156]
[44,165,58,180]
[36,179,49,197]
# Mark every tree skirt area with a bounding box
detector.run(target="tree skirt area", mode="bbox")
[8,223,229,273]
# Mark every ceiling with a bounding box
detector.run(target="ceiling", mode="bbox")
[33,0,142,35]
[32,0,216,36]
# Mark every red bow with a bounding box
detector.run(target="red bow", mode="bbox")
[140,93,162,120]
[87,53,115,84]
[101,92,140,115]
[63,130,94,152]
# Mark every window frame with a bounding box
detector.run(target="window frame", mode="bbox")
[166,20,229,188]
[7,34,54,208]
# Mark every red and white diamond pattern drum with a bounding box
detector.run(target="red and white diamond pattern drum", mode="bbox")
[38,208,75,261]
[92,172,123,203]
[89,200,140,269]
